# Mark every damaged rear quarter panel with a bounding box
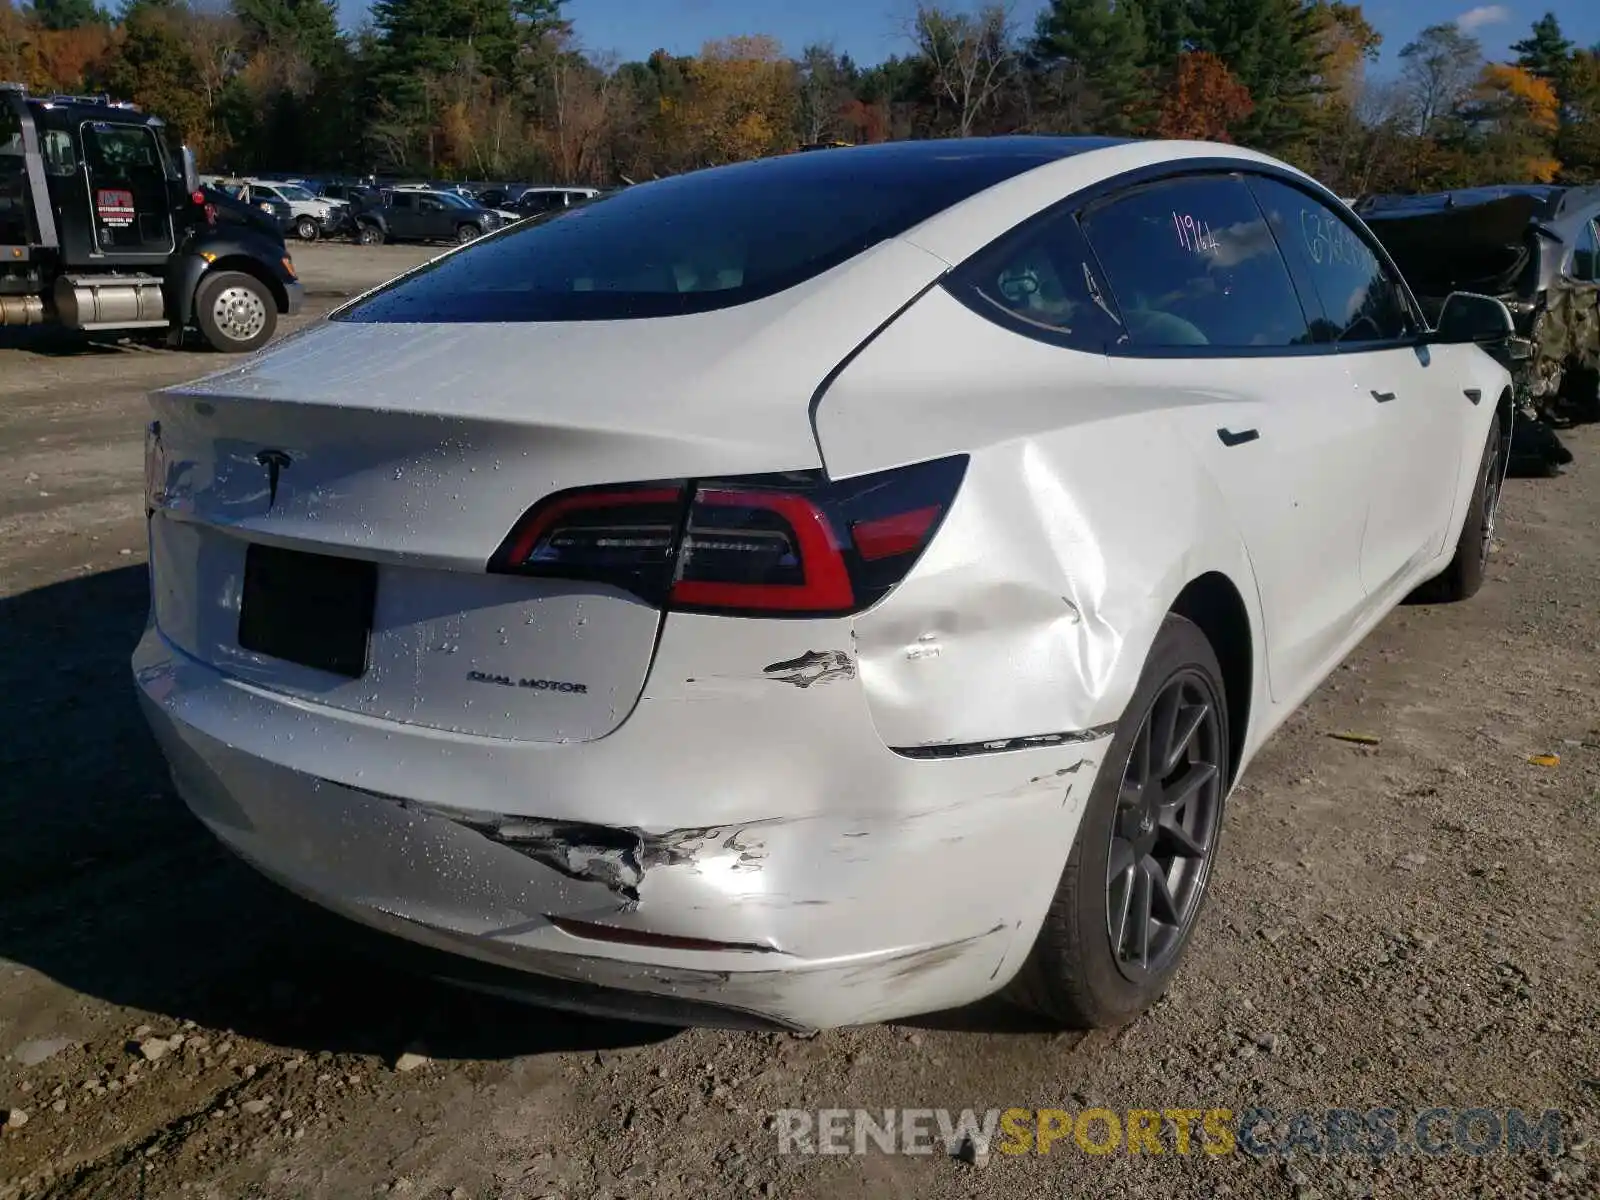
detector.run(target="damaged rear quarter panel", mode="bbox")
[814,285,1267,749]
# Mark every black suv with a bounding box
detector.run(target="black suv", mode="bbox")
[353,189,502,245]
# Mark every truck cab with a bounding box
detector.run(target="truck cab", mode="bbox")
[1,84,301,351]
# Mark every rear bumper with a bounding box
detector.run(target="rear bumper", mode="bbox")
[133,614,1114,1029]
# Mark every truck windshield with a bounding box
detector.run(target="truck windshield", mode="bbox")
[276,185,315,201]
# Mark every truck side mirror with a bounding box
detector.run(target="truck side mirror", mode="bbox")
[181,145,200,196]
[1433,292,1515,345]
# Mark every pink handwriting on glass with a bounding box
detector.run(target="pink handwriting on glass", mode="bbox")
[1173,212,1220,254]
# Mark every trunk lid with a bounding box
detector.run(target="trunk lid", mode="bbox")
[146,237,948,743]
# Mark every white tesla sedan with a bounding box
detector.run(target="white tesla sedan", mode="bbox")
[135,138,1512,1032]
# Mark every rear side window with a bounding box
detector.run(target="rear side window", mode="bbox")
[1571,219,1599,282]
[1080,175,1311,350]
[947,208,1125,351]
[339,146,1076,323]
[1249,176,1411,344]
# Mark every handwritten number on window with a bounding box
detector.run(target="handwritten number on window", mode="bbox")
[1173,211,1220,254]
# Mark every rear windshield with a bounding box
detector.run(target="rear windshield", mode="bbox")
[337,142,1087,323]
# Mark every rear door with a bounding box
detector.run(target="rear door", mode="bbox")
[1078,172,1381,700]
[80,121,173,258]
[1250,176,1463,589]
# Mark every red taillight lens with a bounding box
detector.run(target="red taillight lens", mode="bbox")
[671,488,854,612]
[488,456,967,617]
[487,484,686,600]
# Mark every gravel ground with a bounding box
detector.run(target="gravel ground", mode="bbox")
[0,242,1596,1199]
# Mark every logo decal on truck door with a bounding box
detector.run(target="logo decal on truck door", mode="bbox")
[95,189,135,228]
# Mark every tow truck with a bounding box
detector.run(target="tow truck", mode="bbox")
[1,84,301,352]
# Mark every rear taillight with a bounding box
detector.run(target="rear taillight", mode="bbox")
[488,456,967,617]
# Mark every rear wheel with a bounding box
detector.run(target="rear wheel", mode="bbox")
[1414,411,1503,603]
[195,271,276,353]
[295,216,319,242]
[456,223,482,244]
[1006,615,1229,1028]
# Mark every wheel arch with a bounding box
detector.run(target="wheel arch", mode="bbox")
[1168,571,1253,784]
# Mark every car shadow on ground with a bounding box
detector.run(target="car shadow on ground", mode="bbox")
[0,565,673,1062]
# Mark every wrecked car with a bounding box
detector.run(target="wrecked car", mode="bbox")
[1359,185,1600,474]
[135,138,1511,1033]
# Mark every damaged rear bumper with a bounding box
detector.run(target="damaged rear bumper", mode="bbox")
[133,616,1113,1030]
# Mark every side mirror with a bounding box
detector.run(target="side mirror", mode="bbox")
[180,145,200,195]
[1434,291,1515,345]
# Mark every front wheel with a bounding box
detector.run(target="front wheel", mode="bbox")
[295,216,319,241]
[456,223,481,244]
[1005,614,1230,1028]
[194,271,276,353]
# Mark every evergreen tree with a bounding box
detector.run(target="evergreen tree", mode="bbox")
[30,0,105,31]
[1030,0,1150,134]
[1511,13,1573,82]
[233,0,340,65]
[1187,0,1322,152]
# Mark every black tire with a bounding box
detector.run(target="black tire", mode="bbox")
[456,223,481,244]
[357,222,384,246]
[1414,411,1503,603]
[295,216,319,242]
[194,270,277,353]
[1005,614,1230,1028]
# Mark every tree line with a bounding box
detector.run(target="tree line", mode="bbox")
[2,0,1597,193]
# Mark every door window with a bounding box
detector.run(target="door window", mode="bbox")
[1571,219,1599,282]
[946,206,1125,351]
[1080,175,1312,350]
[80,122,172,252]
[1249,176,1411,344]
[390,193,413,210]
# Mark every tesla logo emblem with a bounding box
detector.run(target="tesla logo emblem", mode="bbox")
[256,449,291,508]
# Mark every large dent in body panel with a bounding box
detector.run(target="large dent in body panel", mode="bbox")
[825,287,1256,748]
[139,611,1113,975]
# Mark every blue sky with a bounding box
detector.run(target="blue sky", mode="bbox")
[339,1,1600,73]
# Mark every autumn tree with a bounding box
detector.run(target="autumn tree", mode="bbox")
[1464,62,1562,182]
[102,0,207,144]
[1152,50,1254,141]
[674,36,796,166]
[912,2,1014,137]
[1309,1,1381,104]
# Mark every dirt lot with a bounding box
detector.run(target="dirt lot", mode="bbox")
[1,242,1597,1200]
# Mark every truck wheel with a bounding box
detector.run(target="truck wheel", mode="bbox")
[195,271,276,353]
[358,223,384,246]
[456,223,482,244]
[295,216,320,241]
